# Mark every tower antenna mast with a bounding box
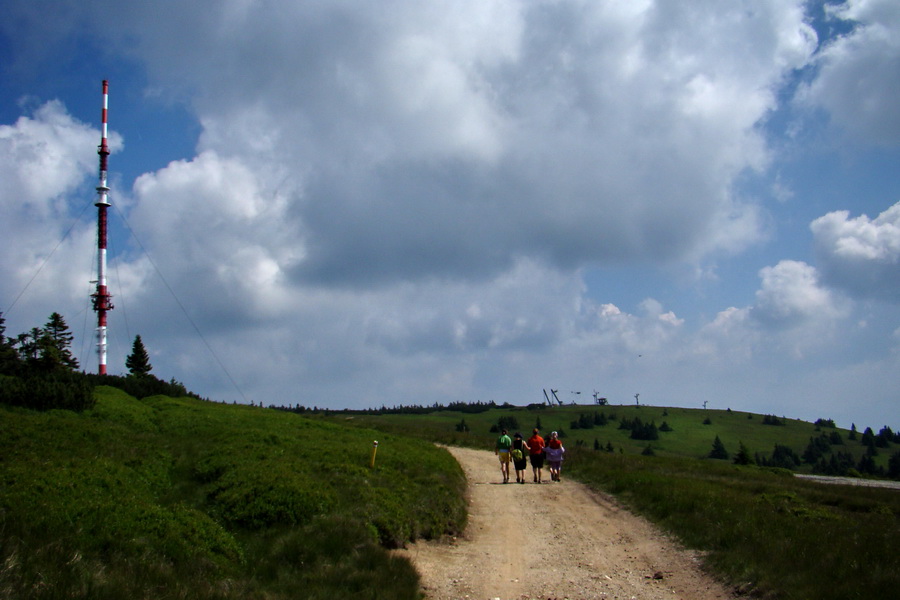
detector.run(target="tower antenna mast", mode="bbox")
[91,80,114,375]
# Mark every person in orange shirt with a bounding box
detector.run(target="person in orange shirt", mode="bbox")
[545,431,565,481]
[527,428,545,483]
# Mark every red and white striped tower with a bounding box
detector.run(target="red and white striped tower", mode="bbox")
[91,80,114,375]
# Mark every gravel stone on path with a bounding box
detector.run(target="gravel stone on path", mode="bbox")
[397,446,738,600]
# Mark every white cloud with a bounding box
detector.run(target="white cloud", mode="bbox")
[811,202,900,302]
[752,259,846,326]
[83,0,817,286]
[0,100,99,217]
[0,101,112,331]
[798,0,900,145]
[127,151,301,324]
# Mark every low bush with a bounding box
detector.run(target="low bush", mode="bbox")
[0,372,94,411]
[0,389,467,599]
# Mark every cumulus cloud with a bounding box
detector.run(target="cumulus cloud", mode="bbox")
[0,101,113,328]
[752,259,846,326]
[0,100,99,217]
[811,202,900,302]
[695,258,854,365]
[798,0,900,144]
[89,0,817,290]
[126,151,302,326]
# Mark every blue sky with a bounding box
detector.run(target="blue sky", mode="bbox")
[1,0,898,430]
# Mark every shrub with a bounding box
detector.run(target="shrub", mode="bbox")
[0,393,464,599]
[732,442,755,465]
[0,372,94,411]
[708,435,729,460]
[758,444,801,470]
[629,419,659,441]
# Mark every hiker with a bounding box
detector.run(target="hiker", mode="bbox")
[545,431,565,481]
[527,428,545,483]
[511,432,529,483]
[495,428,512,483]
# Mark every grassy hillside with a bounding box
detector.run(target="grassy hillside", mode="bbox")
[568,448,899,600]
[332,403,898,474]
[0,387,467,599]
[324,403,900,600]
[3,392,897,600]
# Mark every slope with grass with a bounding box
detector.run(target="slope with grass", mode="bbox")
[336,403,898,474]
[328,404,900,600]
[0,387,466,599]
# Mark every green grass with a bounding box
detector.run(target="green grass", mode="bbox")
[331,403,900,600]
[0,387,466,599]
[337,404,894,470]
[567,448,900,600]
[4,393,897,599]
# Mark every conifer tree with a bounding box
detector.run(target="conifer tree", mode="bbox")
[126,335,153,376]
[15,314,78,372]
[708,435,729,460]
[733,441,755,465]
[15,328,44,363]
[0,312,21,374]
[43,312,79,370]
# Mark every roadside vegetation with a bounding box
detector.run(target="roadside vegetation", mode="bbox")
[327,402,899,479]
[0,388,466,599]
[325,404,900,600]
[569,449,899,599]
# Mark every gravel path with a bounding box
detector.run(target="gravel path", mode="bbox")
[397,446,737,600]
[795,474,900,490]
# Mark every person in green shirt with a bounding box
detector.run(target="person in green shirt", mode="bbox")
[495,429,513,483]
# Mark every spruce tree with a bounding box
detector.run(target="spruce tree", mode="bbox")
[15,328,44,363]
[17,321,76,372]
[126,335,153,376]
[0,312,22,374]
[43,312,79,370]
[733,441,755,465]
[708,435,729,460]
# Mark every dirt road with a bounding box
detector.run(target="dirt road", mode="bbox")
[398,446,737,600]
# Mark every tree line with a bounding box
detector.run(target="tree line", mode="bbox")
[1,311,195,411]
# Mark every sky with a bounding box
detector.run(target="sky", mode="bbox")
[1,0,898,430]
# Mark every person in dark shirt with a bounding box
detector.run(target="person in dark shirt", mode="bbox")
[511,432,529,483]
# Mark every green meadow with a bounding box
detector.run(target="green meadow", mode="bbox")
[0,387,466,599]
[2,390,898,600]
[324,402,900,600]
[335,403,896,472]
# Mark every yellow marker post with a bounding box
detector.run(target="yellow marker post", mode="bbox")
[370,440,379,468]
